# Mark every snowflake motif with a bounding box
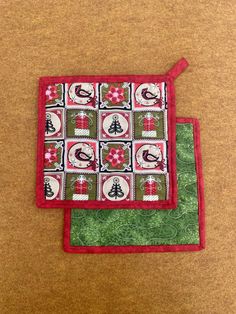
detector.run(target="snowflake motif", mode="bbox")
[105,146,125,167]
[69,158,77,167]
[138,160,145,168]
[105,86,125,104]
[122,82,129,88]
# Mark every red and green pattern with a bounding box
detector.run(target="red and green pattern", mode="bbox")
[45,84,64,107]
[39,77,175,208]
[100,142,132,172]
[135,174,166,201]
[66,109,97,138]
[44,141,64,171]
[65,174,97,200]
[100,82,131,109]
[134,111,165,139]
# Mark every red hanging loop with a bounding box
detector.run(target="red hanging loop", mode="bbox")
[166,58,189,79]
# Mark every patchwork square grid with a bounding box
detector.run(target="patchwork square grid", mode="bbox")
[37,75,177,209]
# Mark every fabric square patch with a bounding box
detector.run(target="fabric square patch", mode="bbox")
[37,60,190,209]
[133,140,167,173]
[65,140,98,173]
[99,141,132,172]
[63,118,205,253]
[65,174,97,201]
[44,172,64,200]
[132,82,166,111]
[99,83,131,109]
[66,110,97,139]
[135,174,167,201]
[65,83,98,109]
[99,173,133,201]
[44,141,64,171]
[45,108,65,139]
[45,84,64,107]
[133,111,166,139]
[99,111,132,140]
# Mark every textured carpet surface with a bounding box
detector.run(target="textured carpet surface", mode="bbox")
[0,1,235,313]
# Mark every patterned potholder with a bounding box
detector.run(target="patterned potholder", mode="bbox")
[64,119,205,253]
[36,58,188,209]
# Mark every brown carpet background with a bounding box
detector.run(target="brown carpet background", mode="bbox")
[0,1,235,313]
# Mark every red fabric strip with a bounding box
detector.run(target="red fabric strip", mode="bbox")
[167,58,189,79]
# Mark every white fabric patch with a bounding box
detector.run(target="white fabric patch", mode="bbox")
[142,131,157,137]
[74,129,90,136]
[73,194,89,200]
[143,195,159,201]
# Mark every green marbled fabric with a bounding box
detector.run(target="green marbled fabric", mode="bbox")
[70,123,199,246]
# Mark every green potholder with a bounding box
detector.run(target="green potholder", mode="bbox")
[64,120,205,253]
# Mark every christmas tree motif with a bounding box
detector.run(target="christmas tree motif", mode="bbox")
[108,177,124,199]
[108,114,123,135]
[45,113,56,134]
[44,178,54,198]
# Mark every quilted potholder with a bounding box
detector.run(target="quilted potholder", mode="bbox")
[36,58,188,209]
[64,118,205,253]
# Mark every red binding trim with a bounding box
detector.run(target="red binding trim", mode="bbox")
[166,58,189,79]
[63,118,205,253]
[36,59,188,209]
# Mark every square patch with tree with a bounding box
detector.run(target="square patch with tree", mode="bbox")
[45,108,65,139]
[99,111,132,140]
[99,173,133,201]
[44,172,64,200]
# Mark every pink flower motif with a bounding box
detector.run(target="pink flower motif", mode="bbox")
[105,85,125,104]
[46,85,59,102]
[44,144,58,167]
[105,146,125,167]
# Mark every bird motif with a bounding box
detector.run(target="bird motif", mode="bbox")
[142,150,160,163]
[141,88,159,100]
[75,85,92,98]
[75,148,92,162]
